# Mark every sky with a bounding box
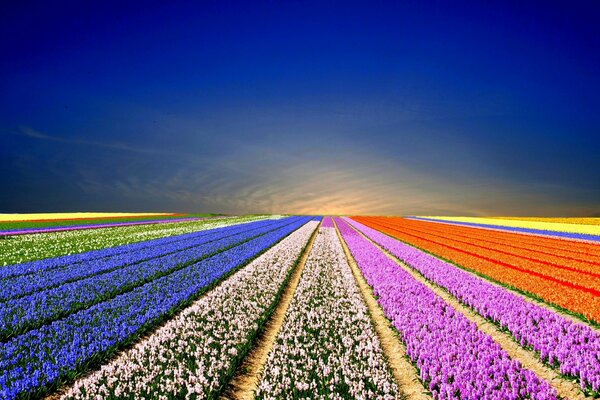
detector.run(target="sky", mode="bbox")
[1,0,599,216]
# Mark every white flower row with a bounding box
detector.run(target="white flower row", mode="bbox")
[1,215,271,265]
[61,220,319,400]
[266,214,287,220]
[256,227,399,400]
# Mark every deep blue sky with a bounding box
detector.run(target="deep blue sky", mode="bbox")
[1,1,599,215]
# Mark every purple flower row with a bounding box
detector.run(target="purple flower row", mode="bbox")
[0,216,310,400]
[0,218,298,340]
[321,216,334,227]
[335,218,557,400]
[0,218,282,302]
[345,217,600,394]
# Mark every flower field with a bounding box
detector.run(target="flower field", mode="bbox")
[353,216,600,322]
[0,217,205,237]
[64,220,320,399]
[0,215,273,266]
[412,217,600,241]
[0,213,598,399]
[256,223,398,399]
[0,212,177,222]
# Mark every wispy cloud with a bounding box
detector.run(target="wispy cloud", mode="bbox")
[70,142,597,216]
[6,119,599,216]
[16,126,165,155]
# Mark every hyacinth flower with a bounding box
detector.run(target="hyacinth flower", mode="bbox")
[0,217,299,340]
[62,221,319,399]
[0,217,310,399]
[257,225,398,399]
[345,217,600,394]
[335,217,557,400]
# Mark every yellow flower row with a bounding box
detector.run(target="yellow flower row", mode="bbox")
[418,216,600,235]
[488,216,600,225]
[0,212,174,222]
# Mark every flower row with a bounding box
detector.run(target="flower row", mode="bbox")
[61,220,319,399]
[0,216,311,399]
[0,215,272,266]
[486,217,600,225]
[256,225,399,400]
[0,218,298,340]
[346,217,600,394]
[405,217,600,260]
[320,216,334,227]
[0,218,283,300]
[365,217,600,286]
[383,217,600,273]
[0,217,205,236]
[411,216,600,242]
[335,218,557,400]
[354,216,600,323]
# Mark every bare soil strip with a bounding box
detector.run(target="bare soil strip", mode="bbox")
[333,220,430,400]
[349,222,590,400]
[221,222,320,400]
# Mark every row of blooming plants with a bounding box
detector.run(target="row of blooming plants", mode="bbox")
[335,218,558,400]
[0,216,282,281]
[62,221,320,399]
[415,216,600,237]
[0,217,311,399]
[344,217,600,394]
[0,218,294,340]
[0,215,272,265]
[352,216,600,322]
[256,224,399,399]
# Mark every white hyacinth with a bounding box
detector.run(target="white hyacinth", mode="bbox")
[61,221,319,399]
[256,227,400,399]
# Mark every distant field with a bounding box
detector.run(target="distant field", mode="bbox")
[415,215,600,238]
[1,214,598,400]
[0,213,220,230]
[0,212,175,222]
[0,215,257,265]
[488,216,600,225]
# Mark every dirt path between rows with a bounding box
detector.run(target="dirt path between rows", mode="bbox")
[348,221,590,400]
[333,219,430,400]
[221,222,320,400]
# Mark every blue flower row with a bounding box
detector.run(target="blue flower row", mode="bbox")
[0,216,266,280]
[0,216,310,399]
[0,218,298,340]
[0,218,281,302]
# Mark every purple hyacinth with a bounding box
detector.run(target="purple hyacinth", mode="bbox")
[335,217,558,400]
[344,217,600,394]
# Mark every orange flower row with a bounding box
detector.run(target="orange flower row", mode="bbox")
[411,217,600,259]
[380,218,600,273]
[353,216,600,323]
